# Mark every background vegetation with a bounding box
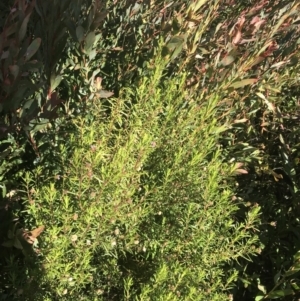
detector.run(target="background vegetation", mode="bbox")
[0,0,300,300]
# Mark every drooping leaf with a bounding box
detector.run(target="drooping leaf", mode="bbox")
[2,23,18,37]
[50,74,63,93]
[256,92,275,112]
[18,13,32,42]
[229,78,257,89]
[20,98,40,121]
[84,31,96,54]
[166,35,185,52]
[170,43,184,61]
[291,281,300,291]
[194,0,209,11]
[164,35,186,61]
[76,26,85,43]
[89,49,97,60]
[294,250,300,261]
[285,264,300,276]
[273,271,281,284]
[270,4,299,38]
[24,38,41,61]
[29,119,50,133]
[257,284,267,294]
[267,288,294,299]
[255,294,264,301]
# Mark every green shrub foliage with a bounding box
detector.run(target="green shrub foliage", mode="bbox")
[0,0,300,300]
[18,53,260,300]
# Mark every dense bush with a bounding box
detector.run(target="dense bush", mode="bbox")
[10,53,260,300]
[0,0,300,300]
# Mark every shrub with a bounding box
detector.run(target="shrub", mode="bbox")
[11,49,261,300]
[1,0,300,300]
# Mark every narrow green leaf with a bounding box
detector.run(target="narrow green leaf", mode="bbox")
[1,183,7,198]
[84,31,96,54]
[268,289,294,299]
[89,49,97,60]
[20,98,38,119]
[76,26,85,43]
[29,119,50,134]
[4,23,18,37]
[229,78,257,89]
[286,263,300,276]
[274,271,281,284]
[50,74,63,93]
[166,36,185,51]
[279,134,285,144]
[170,43,184,61]
[293,250,300,261]
[270,7,297,38]
[258,284,267,294]
[19,13,32,42]
[165,35,186,61]
[24,38,41,61]
[194,0,208,11]
[255,294,264,301]
[291,281,300,291]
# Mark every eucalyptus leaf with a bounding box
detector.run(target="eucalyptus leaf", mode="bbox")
[50,74,63,93]
[76,26,85,43]
[294,250,300,261]
[24,38,41,62]
[268,289,294,298]
[29,119,50,134]
[18,13,32,42]
[257,284,267,294]
[255,295,264,301]
[84,31,96,54]
[89,49,97,60]
[229,78,258,89]
[166,35,185,51]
